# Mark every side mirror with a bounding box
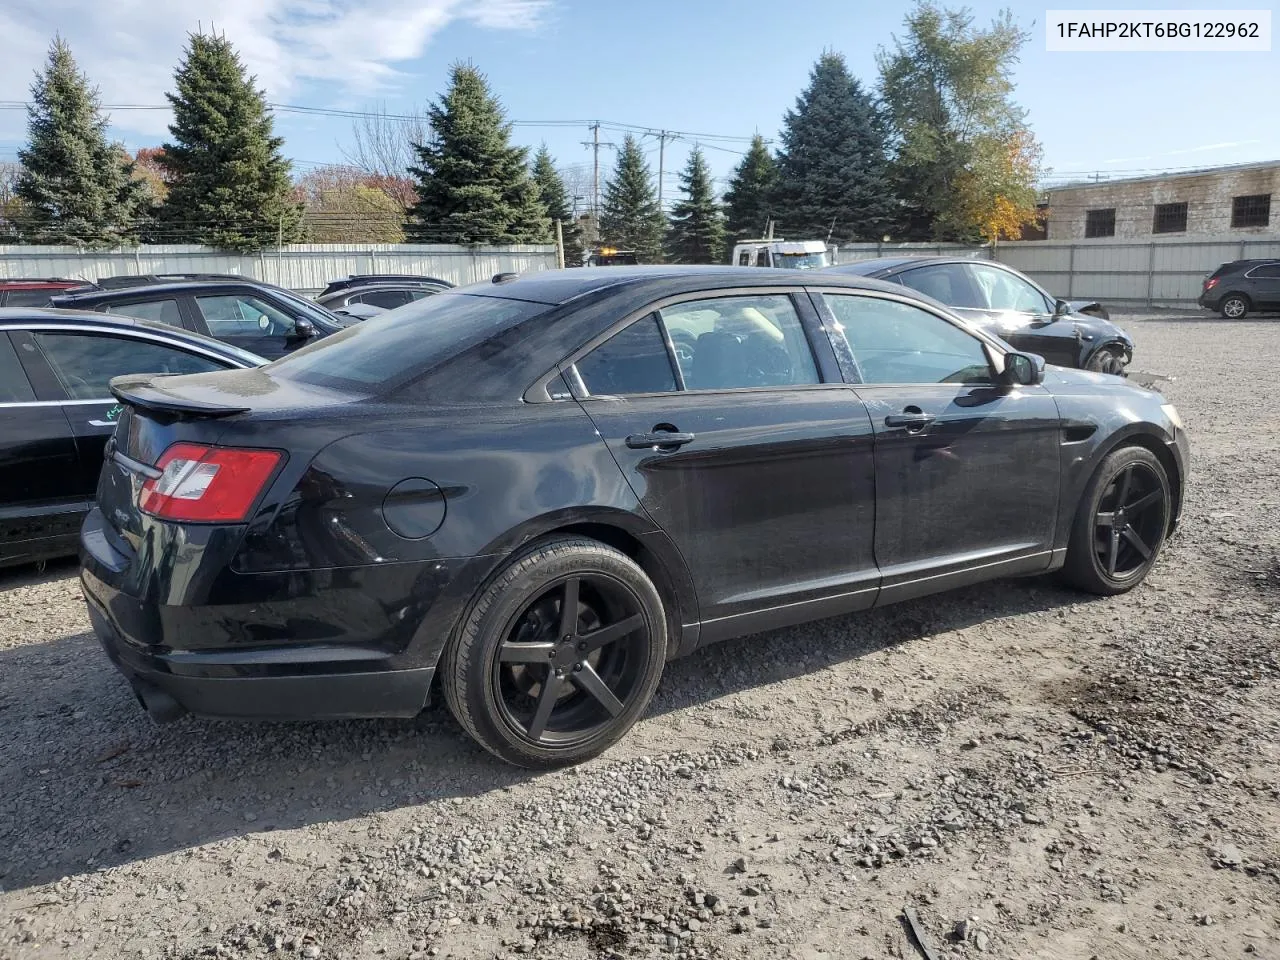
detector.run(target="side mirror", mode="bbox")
[293,318,316,339]
[1053,298,1071,317]
[1003,351,1046,386]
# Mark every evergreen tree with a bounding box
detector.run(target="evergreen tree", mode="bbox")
[773,52,894,242]
[531,145,584,265]
[16,38,146,246]
[722,134,778,253]
[157,32,302,252]
[665,146,725,264]
[408,63,547,244]
[598,134,663,262]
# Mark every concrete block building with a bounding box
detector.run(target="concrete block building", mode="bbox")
[1044,161,1277,241]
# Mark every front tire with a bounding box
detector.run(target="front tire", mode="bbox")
[1085,347,1127,377]
[441,537,667,768]
[1062,446,1171,596]
[1220,294,1249,319]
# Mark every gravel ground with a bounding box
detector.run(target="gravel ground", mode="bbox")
[1,310,1277,960]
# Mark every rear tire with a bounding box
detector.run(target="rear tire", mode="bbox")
[441,536,666,768]
[1220,294,1249,319]
[1062,446,1171,596]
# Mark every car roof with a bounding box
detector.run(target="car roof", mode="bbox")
[319,282,448,299]
[825,256,996,276]
[0,306,266,363]
[51,278,278,302]
[465,264,911,305]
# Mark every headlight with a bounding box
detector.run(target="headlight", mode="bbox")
[1161,403,1184,431]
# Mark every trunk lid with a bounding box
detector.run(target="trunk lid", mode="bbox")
[98,367,362,553]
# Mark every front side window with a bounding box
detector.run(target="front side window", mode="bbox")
[102,298,183,326]
[823,294,993,386]
[965,264,1053,314]
[32,332,225,400]
[659,294,819,390]
[197,294,297,338]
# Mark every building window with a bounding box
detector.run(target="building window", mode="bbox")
[1085,208,1116,238]
[1152,202,1188,234]
[1232,194,1271,229]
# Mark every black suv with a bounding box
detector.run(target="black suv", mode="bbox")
[1198,260,1280,319]
[51,278,352,359]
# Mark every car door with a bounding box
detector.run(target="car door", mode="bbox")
[960,263,1080,367]
[192,290,310,359]
[567,290,879,642]
[1,332,86,562]
[1244,262,1280,308]
[813,290,1062,605]
[15,328,234,496]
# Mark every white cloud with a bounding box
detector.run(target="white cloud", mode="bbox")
[0,0,549,141]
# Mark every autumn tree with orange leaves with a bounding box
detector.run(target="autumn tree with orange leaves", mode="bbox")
[878,2,1044,242]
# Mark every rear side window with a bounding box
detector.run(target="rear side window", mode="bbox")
[0,335,36,402]
[102,298,183,326]
[5,289,57,307]
[577,315,677,396]
[271,292,549,389]
[897,264,985,309]
[358,289,413,309]
[31,332,226,400]
[1247,263,1280,278]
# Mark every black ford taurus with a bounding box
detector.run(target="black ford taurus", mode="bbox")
[80,267,1189,768]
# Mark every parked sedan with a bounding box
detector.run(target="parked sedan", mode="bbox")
[825,257,1132,375]
[82,267,1187,768]
[52,279,353,360]
[1,308,265,569]
[1197,259,1280,318]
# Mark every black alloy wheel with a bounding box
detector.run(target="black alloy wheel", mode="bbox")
[1063,446,1171,595]
[441,537,666,768]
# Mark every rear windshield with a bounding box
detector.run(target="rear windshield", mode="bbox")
[269,292,550,391]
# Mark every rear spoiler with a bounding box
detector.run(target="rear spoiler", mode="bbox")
[109,375,251,419]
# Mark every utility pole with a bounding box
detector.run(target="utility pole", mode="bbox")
[656,130,670,212]
[580,122,616,223]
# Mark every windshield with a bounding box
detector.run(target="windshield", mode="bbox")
[269,292,550,391]
[774,252,830,269]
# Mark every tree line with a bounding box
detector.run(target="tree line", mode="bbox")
[0,2,1042,260]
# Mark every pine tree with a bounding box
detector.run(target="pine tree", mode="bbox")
[599,134,663,262]
[665,146,725,264]
[722,134,778,254]
[531,145,584,266]
[15,38,147,246]
[157,32,302,252]
[773,51,894,242]
[408,63,547,244]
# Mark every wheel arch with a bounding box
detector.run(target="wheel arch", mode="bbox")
[1091,426,1184,535]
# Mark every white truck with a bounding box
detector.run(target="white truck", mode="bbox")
[730,238,834,269]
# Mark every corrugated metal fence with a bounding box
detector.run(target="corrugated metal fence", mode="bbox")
[0,243,559,293]
[835,235,1280,308]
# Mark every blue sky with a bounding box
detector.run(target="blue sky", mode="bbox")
[2,0,1277,207]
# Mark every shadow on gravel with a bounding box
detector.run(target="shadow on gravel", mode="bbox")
[0,576,1082,891]
[0,556,80,593]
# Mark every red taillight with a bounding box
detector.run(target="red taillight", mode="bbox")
[1204,277,1219,291]
[139,443,283,523]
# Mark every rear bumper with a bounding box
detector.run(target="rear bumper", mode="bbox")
[83,581,435,721]
[79,506,455,722]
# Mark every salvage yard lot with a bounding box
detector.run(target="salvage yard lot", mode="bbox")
[2,310,1278,960]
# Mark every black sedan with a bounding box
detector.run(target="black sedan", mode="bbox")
[1,308,265,569]
[52,279,353,360]
[80,267,1188,768]
[825,257,1133,376]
